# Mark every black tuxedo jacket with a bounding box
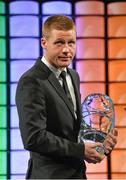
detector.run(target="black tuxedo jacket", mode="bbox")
[16,58,86,179]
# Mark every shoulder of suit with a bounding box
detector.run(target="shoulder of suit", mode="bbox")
[68,68,79,76]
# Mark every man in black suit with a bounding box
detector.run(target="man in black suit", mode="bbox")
[16,15,117,179]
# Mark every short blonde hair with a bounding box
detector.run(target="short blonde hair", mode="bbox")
[42,15,76,39]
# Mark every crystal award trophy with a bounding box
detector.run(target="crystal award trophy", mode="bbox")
[78,93,115,153]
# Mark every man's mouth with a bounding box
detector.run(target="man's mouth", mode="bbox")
[58,56,71,60]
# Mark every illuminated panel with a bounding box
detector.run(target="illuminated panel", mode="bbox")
[75,1,104,15]
[86,158,107,179]
[0,152,7,177]
[108,39,126,59]
[9,1,39,178]
[108,61,126,81]
[80,83,105,103]
[111,150,126,176]
[86,173,107,179]
[108,2,126,15]
[9,1,39,14]
[10,106,19,128]
[108,17,126,37]
[42,1,72,24]
[112,173,126,179]
[0,84,6,105]
[11,129,24,150]
[0,38,6,59]
[10,16,39,37]
[0,16,5,37]
[0,1,7,179]
[0,61,6,81]
[10,38,39,59]
[42,1,71,14]
[10,151,29,174]
[114,105,126,127]
[0,129,6,149]
[10,83,17,106]
[115,128,126,149]
[75,16,104,37]
[0,107,7,128]
[76,39,105,59]
[10,175,25,180]
[10,60,35,82]
[76,60,105,81]
[109,83,126,104]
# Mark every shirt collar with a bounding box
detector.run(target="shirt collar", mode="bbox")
[41,56,67,78]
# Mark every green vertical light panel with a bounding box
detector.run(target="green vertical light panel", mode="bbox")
[0,1,7,179]
[0,39,6,59]
[0,84,6,104]
[0,107,7,128]
[0,152,7,176]
[0,130,7,150]
[0,61,6,81]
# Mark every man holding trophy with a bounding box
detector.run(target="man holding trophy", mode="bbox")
[16,15,118,179]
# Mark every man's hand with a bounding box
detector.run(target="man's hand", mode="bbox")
[103,128,118,155]
[84,142,105,164]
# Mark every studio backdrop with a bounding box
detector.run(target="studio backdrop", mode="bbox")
[0,0,126,179]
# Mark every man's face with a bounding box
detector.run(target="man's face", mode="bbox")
[41,29,76,70]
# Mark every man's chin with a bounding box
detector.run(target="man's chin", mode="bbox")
[60,63,70,69]
[61,61,71,66]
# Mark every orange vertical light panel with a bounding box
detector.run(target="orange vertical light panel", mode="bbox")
[75,1,107,179]
[108,1,126,178]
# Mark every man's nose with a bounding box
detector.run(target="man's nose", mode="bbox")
[62,44,70,53]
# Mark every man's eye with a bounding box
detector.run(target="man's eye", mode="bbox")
[69,41,75,45]
[55,41,64,45]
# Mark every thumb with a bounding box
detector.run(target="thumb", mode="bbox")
[112,128,118,136]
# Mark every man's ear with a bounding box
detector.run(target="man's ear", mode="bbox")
[41,37,47,49]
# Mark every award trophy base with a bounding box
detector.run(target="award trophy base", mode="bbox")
[78,128,107,154]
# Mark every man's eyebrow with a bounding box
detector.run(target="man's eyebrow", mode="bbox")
[54,39,65,44]
[55,38,65,41]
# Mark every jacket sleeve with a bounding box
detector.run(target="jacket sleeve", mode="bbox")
[16,75,84,160]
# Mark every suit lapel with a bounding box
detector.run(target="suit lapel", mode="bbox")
[68,69,81,122]
[34,58,80,120]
